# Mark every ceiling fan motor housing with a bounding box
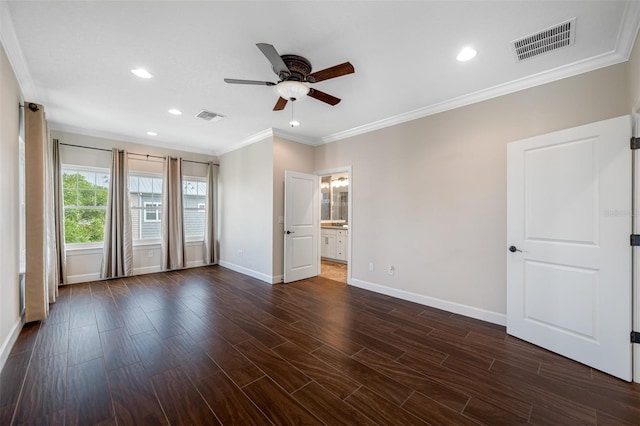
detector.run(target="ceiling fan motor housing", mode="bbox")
[278,55,313,81]
[224,43,351,110]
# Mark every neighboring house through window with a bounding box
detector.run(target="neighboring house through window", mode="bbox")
[143,202,161,222]
[183,177,207,240]
[129,173,163,241]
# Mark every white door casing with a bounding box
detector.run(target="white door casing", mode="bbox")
[284,171,319,283]
[507,115,632,381]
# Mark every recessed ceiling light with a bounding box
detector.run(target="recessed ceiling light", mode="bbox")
[290,120,300,127]
[168,108,182,115]
[457,47,477,62]
[131,68,153,79]
[146,131,157,136]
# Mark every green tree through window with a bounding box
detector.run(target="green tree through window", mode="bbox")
[62,169,109,244]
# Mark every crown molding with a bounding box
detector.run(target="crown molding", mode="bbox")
[320,49,629,144]
[0,1,38,101]
[218,126,320,156]
[272,128,318,145]
[5,1,639,152]
[217,128,274,156]
[49,122,218,156]
[617,0,640,61]
[320,2,640,145]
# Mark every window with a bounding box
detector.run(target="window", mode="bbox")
[143,202,161,222]
[130,173,163,241]
[183,177,207,239]
[128,173,206,241]
[62,167,109,244]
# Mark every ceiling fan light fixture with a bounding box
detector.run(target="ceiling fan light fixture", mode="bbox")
[274,81,310,101]
[290,120,300,127]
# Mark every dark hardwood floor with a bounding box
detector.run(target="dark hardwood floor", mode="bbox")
[1,265,639,425]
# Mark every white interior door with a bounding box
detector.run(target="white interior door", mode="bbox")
[284,171,319,283]
[507,115,632,381]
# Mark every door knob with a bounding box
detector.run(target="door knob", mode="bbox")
[508,245,522,253]
[286,230,295,235]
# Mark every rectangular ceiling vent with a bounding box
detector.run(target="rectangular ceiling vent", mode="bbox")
[195,110,225,122]
[512,18,576,62]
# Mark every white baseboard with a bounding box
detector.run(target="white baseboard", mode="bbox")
[272,274,283,284]
[349,278,506,326]
[0,316,24,374]
[65,263,209,284]
[133,265,162,275]
[218,260,276,285]
[66,272,102,284]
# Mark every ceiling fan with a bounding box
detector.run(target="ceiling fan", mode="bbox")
[224,43,355,111]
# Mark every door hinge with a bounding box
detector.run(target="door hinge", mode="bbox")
[632,331,640,344]
[631,235,640,246]
[631,137,640,150]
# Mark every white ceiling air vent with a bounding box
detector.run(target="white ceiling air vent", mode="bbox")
[512,18,576,61]
[195,110,225,122]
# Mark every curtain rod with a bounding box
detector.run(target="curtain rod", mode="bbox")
[58,141,219,166]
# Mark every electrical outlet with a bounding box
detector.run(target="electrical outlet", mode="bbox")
[238,249,244,257]
[147,251,153,258]
[387,265,394,275]
[369,262,374,272]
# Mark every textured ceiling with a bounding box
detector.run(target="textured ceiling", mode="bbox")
[2,1,639,155]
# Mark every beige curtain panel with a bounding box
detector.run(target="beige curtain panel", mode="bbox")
[52,139,67,286]
[24,102,50,322]
[102,148,133,278]
[44,138,65,304]
[204,162,218,265]
[161,156,185,270]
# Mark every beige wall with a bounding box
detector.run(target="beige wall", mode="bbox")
[218,138,274,281]
[218,135,315,283]
[629,30,640,112]
[314,62,630,318]
[272,136,315,279]
[0,43,23,368]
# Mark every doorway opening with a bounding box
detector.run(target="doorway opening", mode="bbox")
[316,167,351,284]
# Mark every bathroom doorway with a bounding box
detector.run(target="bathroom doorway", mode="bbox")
[316,167,351,284]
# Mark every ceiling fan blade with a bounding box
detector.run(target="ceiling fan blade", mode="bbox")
[273,97,288,111]
[306,62,354,83]
[224,78,276,86]
[256,43,291,79]
[308,88,341,106]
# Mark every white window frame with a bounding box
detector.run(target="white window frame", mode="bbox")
[183,176,207,242]
[143,201,162,223]
[61,165,110,249]
[129,172,163,244]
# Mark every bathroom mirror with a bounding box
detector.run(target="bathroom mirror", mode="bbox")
[320,173,348,224]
